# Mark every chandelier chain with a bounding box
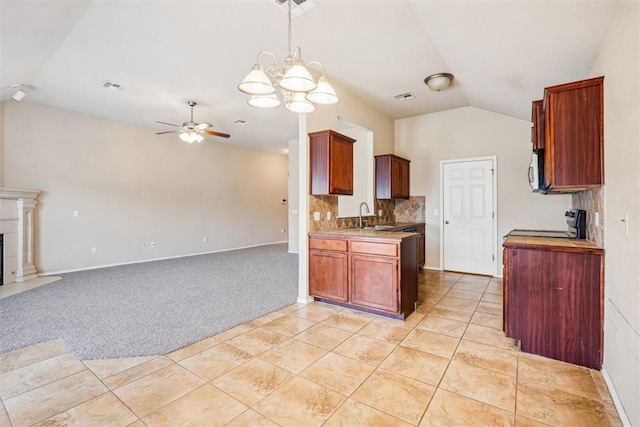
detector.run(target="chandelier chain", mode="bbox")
[287,0,292,57]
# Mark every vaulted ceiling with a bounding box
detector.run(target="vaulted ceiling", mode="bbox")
[0,0,620,153]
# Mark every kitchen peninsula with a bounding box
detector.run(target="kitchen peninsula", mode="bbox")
[309,227,419,319]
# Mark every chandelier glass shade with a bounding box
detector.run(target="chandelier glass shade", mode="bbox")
[237,0,338,114]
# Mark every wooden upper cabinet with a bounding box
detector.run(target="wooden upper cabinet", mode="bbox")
[543,76,604,191]
[309,130,356,195]
[531,100,544,150]
[375,155,411,199]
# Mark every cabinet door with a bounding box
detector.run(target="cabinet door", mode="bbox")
[329,135,354,195]
[553,251,602,369]
[350,254,398,312]
[309,250,348,302]
[309,130,355,196]
[375,155,411,200]
[391,158,403,198]
[531,100,544,150]
[543,77,603,190]
[505,249,558,357]
[400,160,410,198]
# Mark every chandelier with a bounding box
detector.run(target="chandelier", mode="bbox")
[237,0,339,114]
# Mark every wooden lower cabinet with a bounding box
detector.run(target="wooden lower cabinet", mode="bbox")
[503,244,603,369]
[309,234,418,319]
[351,254,398,312]
[309,250,348,302]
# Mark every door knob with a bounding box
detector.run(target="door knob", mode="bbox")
[445,221,450,224]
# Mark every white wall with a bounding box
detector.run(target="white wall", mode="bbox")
[337,126,374,218]
[0,102,4,187]
[3,101,289,273]
[395,106,572,270]
[287,137,299,253]
[590,1,640,424]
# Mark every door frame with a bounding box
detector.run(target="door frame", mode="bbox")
[439,156,498,276]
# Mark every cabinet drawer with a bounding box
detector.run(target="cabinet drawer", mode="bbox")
[350,240,398,257]
[309,238,348,252]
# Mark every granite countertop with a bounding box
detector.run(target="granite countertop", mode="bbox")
[503,235,603,252]
[309,226,424,240]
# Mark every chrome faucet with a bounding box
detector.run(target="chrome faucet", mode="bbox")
[359,202,370,228]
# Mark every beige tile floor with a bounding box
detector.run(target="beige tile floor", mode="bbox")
[0,271,622,426]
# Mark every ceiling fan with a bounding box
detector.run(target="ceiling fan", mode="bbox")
[155,101,230,143]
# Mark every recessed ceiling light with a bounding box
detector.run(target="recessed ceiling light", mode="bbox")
[394,92,415,102]
[101,80,127,92]
[233,119,248,125]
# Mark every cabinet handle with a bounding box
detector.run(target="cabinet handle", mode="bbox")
[445,220,450,225]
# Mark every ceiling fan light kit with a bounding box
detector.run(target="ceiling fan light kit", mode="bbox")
[424,73,454,91]
[156,101,230,143]
[238,0,338,114]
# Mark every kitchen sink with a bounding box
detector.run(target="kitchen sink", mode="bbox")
[363,225,395,230]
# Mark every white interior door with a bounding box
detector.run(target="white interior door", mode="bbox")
[443,159,495,275]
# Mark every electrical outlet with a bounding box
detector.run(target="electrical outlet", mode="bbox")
[326,212,331,220]
[150,241,156,248]
[434,209,439,216]
[313,211,320,221]
[91,247,97,254]
[142,242,148,248]
[623,213,629,236]
[73,210,79,217]
[202,237,208,243]
[143,192,149,198]
[378,209,383,217]
[594,212,600,227]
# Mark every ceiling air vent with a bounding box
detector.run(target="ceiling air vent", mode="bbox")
[394,92,415,102]
[101,80,127,92]
[273,0,317,17]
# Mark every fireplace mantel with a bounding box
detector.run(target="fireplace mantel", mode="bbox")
[0,187,42,284]
[0,188,42,200]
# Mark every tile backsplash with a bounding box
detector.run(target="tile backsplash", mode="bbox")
[307,196,426,232]
[394,196,426,223]
[572,187,604,247]
[308,196,394,232]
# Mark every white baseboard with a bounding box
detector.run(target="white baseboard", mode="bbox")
[424,266,442,271]
[41,240,289,276]
[602,367,632,426]
[297,296,313,304]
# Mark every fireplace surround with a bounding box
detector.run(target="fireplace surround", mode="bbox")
[0,187,41,285]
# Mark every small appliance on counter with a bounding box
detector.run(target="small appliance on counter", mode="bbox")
[507,209,587,239]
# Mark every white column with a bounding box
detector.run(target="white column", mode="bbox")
[15,198,38,282]
[297,114,312,304]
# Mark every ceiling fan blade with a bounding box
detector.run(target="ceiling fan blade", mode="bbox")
[195,122,212,130]
[155,130,178,135]
[202,129,231,138]
[156,121,181,127]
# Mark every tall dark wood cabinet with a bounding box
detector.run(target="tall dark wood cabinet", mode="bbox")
[503,240,604,369]
[309,130,356,195]
[375,155,410,199]
[542,76,604,192]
